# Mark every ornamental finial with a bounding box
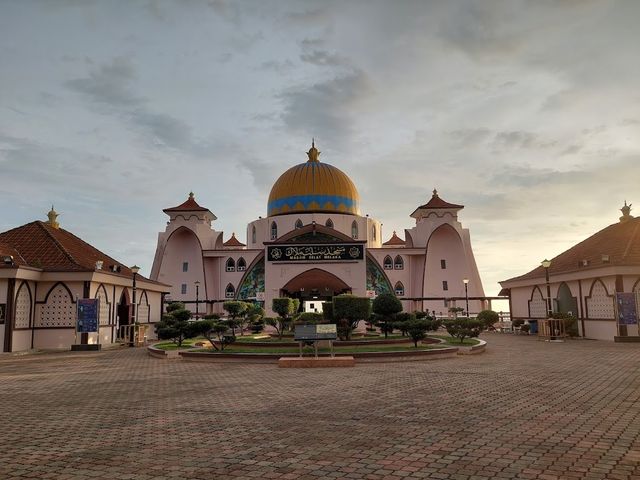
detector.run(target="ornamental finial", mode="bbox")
[432,188,438,197]
[620,200,633,222]
[189,191,194,199]
[307,139,320,162]
[47,205,60,229]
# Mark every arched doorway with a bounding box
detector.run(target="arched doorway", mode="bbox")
[281,269,351,313]
[556,282,578,317]
[116,289,131,340]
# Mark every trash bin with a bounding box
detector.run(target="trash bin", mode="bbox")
[529,320,538,334]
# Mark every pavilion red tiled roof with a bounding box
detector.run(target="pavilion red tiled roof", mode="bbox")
[416,190,464,210]
[0,241,27,268]
[503,215,640,283]
[383,231,406,246]
[0,221,134,276]
[163,192,210,213]
[223,232,246,247]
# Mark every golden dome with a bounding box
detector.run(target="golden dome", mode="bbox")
[268,141,360,217]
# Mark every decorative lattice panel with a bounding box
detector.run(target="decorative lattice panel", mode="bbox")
[14,284,31,329]
[36,284,74,327]
[96,288,110,325]
[587,281,614,319]
[137,293,150,323]
[529,288,547,318]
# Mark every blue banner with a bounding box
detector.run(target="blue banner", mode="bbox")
[616,293,638,326]
[77,298,99,333]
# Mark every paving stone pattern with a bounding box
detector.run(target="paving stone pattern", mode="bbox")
[1,334,640,479]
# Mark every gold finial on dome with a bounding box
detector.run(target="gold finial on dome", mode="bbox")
[47,205,60,229]
[432,188,438,197]
[307,138,320,162]
[189,191,194,199]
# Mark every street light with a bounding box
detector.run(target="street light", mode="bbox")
[130,265,140,347]
[194,280,200,320]
[463,278,469,317]
[541,259,552,317]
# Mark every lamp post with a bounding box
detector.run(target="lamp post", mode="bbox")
[541,259,552,317]
[130,265,140,347]
[463,278,469,317]
[194,280,200,320]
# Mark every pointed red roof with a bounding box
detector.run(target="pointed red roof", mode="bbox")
[223,232,246,247]
[503,215,640,283]
[416,189,464,210]
[383,231,406,246]
[163,192,210,213]
[0,221,144,280]
[0,241,27,267]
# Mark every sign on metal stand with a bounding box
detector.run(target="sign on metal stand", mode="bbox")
[72,298,101,351]
[294,324,338,358]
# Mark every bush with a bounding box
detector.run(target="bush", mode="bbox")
[477,310,499,330]
[444,317,484,343]
[203,313,221,320]
[191,320,235,351]
[155,305,193,347]
[294,312,324,324]
[372,293,403,339]
[250,321,264,334]
[223,301,248,335]
[322,302,334,322]
[520,324,531,334]
[551,312,579,337]
[333,295,372,340]
[512,319,525,328]
[405,319,429,347]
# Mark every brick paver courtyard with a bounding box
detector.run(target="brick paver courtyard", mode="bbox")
[1,334,639,480]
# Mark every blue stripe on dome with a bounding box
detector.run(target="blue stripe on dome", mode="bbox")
[268,194,358,214]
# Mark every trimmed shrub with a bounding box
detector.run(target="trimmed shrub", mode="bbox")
[294,312,325,324]
[372,293,403,339]
[333,295,371,340]
[477,310,500,330]
[444,317,484,343]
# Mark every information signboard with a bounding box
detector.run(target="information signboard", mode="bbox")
[268,244,364,262]
[294,323,338,341]
[616,293,638,326]
[77,298,99,333]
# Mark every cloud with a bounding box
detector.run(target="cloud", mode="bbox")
[260,59,295,73]
[300,50,349,67]
[278,69,374,148]
[130,110,193,150]
[66,56,143,107]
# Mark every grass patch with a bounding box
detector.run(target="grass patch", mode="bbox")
[234,333,407,343]
[430,335,480,346]
[153,339,200,351]
[198,342,449,354]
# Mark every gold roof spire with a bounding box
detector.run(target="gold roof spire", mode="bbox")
[47,205,60,229]
[307,138,320,162]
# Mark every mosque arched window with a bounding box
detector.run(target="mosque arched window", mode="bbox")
[325,218,334,228]
[372,225,376,241]
[383,255,393,270]
[225,283,235,299]
[394,282,405,296]
[351,221,358,239]
[237,257,246,272]
[251,225,256,244]
[394,255,404,270]
[295,219,303,229]
[226,258,236,272]
[270,221,278,240]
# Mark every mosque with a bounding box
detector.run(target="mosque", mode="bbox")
[150,142,488,317]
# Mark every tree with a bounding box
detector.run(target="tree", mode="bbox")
[155,303,193,347]
[223,301,248,335]
[191,320,235,351]
[448,306,464,318]
[405,319,429,347]
[240,303,264,336]
[444,317,484,344]
[270,298,296,339]
[477,310,499,330]
[393,312,415,337]
[333,295,371,340]
[372,293,402,339]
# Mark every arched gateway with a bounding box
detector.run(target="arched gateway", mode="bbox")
[151,141,486,316]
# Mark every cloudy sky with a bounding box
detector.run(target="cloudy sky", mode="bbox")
[1,0,639,301]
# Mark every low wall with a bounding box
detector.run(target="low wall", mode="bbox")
[146,345,168,359]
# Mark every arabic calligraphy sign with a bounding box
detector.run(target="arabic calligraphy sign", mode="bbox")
[267,244,364,262]
[616,292,638,326]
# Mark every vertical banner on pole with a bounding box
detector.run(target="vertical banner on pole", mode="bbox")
[616,293,638,326]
